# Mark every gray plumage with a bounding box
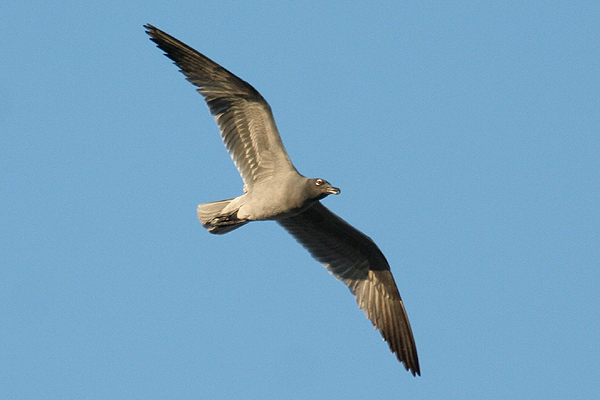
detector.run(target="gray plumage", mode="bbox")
[146,24,420,376]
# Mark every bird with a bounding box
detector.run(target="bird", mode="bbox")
[145,24,420,376]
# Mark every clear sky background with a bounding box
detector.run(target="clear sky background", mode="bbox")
[2,2,599,399]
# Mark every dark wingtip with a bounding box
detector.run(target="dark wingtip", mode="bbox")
[403,347,421,376]
[144,24,161,41]
[404,347,421,377]
[410,364,421,377]
[400,353,420,376]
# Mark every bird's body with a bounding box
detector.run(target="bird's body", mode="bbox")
[232,173,327,221]
[198,173,334,233]
[146,24,420,376]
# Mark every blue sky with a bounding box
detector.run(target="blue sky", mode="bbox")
[2,1,599,399]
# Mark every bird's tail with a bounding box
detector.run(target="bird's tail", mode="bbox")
[197,199,248,234]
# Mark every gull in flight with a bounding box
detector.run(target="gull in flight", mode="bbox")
[146,24,420,375]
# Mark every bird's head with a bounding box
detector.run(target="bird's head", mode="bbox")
[307,178,340,200]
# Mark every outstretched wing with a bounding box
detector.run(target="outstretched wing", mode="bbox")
[146,24,297,187]
[278,202,420,375]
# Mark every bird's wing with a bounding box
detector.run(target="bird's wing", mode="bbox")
[278,202,420,375]
[146,24,297,187]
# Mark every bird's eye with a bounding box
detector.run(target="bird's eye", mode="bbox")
[315,179,323,186]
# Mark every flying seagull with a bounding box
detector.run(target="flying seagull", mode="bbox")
[145,24,420,376]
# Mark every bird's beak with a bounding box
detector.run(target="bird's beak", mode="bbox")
[327,186,341,195]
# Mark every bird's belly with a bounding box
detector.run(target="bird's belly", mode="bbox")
[238,191,312,221]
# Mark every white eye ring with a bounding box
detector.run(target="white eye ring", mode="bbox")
[316,179,323,186]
